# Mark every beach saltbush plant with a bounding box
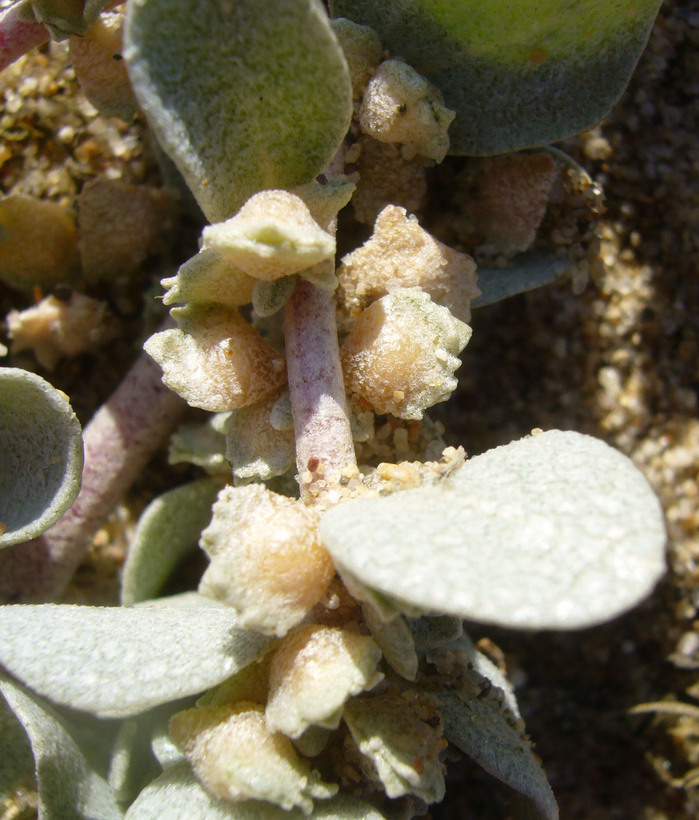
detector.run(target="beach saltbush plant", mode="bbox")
[0,0,666,817]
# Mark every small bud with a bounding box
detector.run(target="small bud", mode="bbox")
[341,288,471,420]
[144,305,286,412]
[202,190,335,281]
[339,204,479,323]
[7,293,116,370]
[330,18,383,100]
[359,60,455,162]
[266,624,383,739]
[198,485,335,637]
[170,701,337,812]
[344,691,446,803]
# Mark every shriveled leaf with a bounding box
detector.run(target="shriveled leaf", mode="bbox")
[0,368,83,548]
[473,253,571,308]
[144,305,287,412]
[0,605,273,717]
[125,763,386,819]
[321,430,666,629]
[124,0,352,222]
[0,673,123,820]
[120,478,221,606]
[436,690,558,820]
[344,691,446,803]
[330,0,662,154]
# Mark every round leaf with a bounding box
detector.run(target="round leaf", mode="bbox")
[0,368,83,548]
[124,0,353,222]
[330,0,662,154]
[320,430,667,630]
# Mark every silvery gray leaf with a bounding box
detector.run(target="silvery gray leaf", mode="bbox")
[321,430,666,629]
[0,367,83,548]
[0,673,123,819]
[0,605,272,717]
[120,478,221,606]
[125,763,386,819]
[437,690,558,820]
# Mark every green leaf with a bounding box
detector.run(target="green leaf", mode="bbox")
[124,0,353,222]
[120,478,221,606]
[473,253,572,308]
[0,604,273,717]
[320,430,666,630]
[330,0,662,154]
[0,673,123,820]
[436,690,558,820]
[126,763,387,819]
[0,367,83,548]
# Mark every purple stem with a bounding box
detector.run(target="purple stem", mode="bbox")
[0,346,186,602]
[284,277,356,501]
[0,4,49,74]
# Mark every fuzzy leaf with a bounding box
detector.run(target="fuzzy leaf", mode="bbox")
[253,276,297,318]
[437,690,558,820]
[0,605,273,718]
[0,674,123,820]
[0,368,83,548]
[107,699,196,804]
[330,0,662,154]
[125,763,385,819]
[473,253,572,308]
[320,430,666,630]
[124,0,352,222]
[120,478,221,606]
[0,687,35,803]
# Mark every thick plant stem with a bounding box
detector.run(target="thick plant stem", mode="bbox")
[0,344,186,602]
[284,276,356,503]
[0,5,49,73]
